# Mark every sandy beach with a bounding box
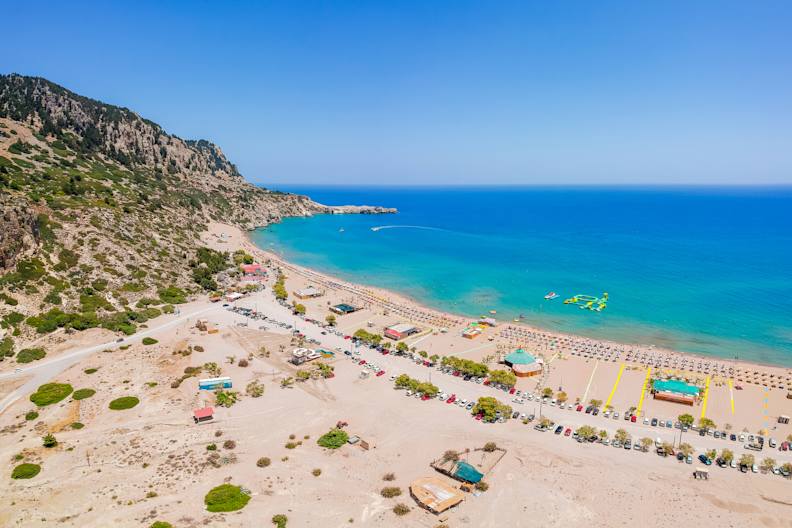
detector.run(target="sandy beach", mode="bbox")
[2,221,792,527]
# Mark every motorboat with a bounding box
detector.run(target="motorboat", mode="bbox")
[544,292,559,300]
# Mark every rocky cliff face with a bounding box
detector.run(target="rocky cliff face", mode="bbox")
[0,74,393,345]
[0,74,394,232]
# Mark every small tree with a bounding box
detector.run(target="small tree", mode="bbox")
[698,417,716,431]
[215,390,239,407]
[720,449,734,464]
[280,377,294,388]
[739,453,755,467]
[678,414,694,428]
[679,443,694,456]
[474,481,489,491]
[760,457,776,472]
[246,380,264,398]
[441,450,460,463]
[392,503,410,516]
[589,399,602,408]
[640,437,653,452]
[483,442,497,452]
[272,514,288,528]
[705,449,717,461]
[325,314,336,326]
[42,433,57,448]
[614,429,628,443]
[542,387,554,398]
[556,391,568,403]
[293,304,306,315]
[381,486,402,498]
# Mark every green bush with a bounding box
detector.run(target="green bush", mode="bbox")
[0,337,14,359]
[109,396,139,410]
[381,486,402,498]
[84,368,98,374]
[17,347,46,363]
[71,422,84,429]
[272,514,288,527]
[42,433,57,448]
[73,388,96,400]
[317,428,349,449]
[11,463,41,479]
[25,410,39,421]
[30,383,73,406]
[150,522,173,528]
[204,483,251,512]
[142,337,158,345]
[158,286,187,304]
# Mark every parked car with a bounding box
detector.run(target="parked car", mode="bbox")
[576,405,584,412]
[698,454,712,465]
[651,418,658,426]
[631,415,637,423]
[513,411,520,419]
[564,428,572,436]
[554,425,564,434]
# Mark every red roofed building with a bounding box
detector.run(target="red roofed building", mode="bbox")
[241,263,264,275]
[193,407,214,423]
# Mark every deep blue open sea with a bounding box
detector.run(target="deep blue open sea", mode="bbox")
[250,186,792,366]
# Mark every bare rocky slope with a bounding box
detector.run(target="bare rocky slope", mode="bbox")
[0,74,392,357]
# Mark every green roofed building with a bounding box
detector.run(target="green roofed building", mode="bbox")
[504,348,542,377]
[452,461,483,483]
[652,379,701,406]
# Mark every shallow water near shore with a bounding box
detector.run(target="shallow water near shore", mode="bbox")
[250,186,792,366]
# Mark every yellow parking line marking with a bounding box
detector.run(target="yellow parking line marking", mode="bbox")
[604,363,626,410]
[636,367,651,416]
[700,375,711,419]
[727,379,735,415]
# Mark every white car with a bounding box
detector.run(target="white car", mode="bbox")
[439,393,448,401]
[613,412,619,420]
[752,464,759,473]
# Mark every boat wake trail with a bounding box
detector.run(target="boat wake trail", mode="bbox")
[370,225,446,233]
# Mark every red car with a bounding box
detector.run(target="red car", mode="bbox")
[344,335,351,340]
[475,414,483,421]
[447,394,456,404]
[453,371,461,377]
[576,405,583,412]
[421,394,430,401]
[423,361,430,367]
[781,442,789,451]
[358,360,366,365]
[382,350,389,355]
[376,370,385,377]
[509,387,516,395]
[630,415,637,423]
[564,428,572,436]
[483,380,491,386]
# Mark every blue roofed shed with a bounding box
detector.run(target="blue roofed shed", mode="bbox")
[452,461,483,483]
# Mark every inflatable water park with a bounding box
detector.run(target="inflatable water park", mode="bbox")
[563,292,609,312]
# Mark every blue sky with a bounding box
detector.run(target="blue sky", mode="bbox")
[3,1,791,185]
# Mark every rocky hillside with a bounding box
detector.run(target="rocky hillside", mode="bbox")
[0,74,392,358]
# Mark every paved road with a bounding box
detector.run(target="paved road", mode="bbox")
[0,303,220,414]
[233,296,792,472]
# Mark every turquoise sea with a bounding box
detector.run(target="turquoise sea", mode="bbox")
[250,186,792,366]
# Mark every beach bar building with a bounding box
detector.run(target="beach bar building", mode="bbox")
[330,303,358,315]
[651,379,700,405]
[410,477,465,515]
[294,286,323,299]
[384,323,419,340]
[198,377,232,390]
[504,348,543,378]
